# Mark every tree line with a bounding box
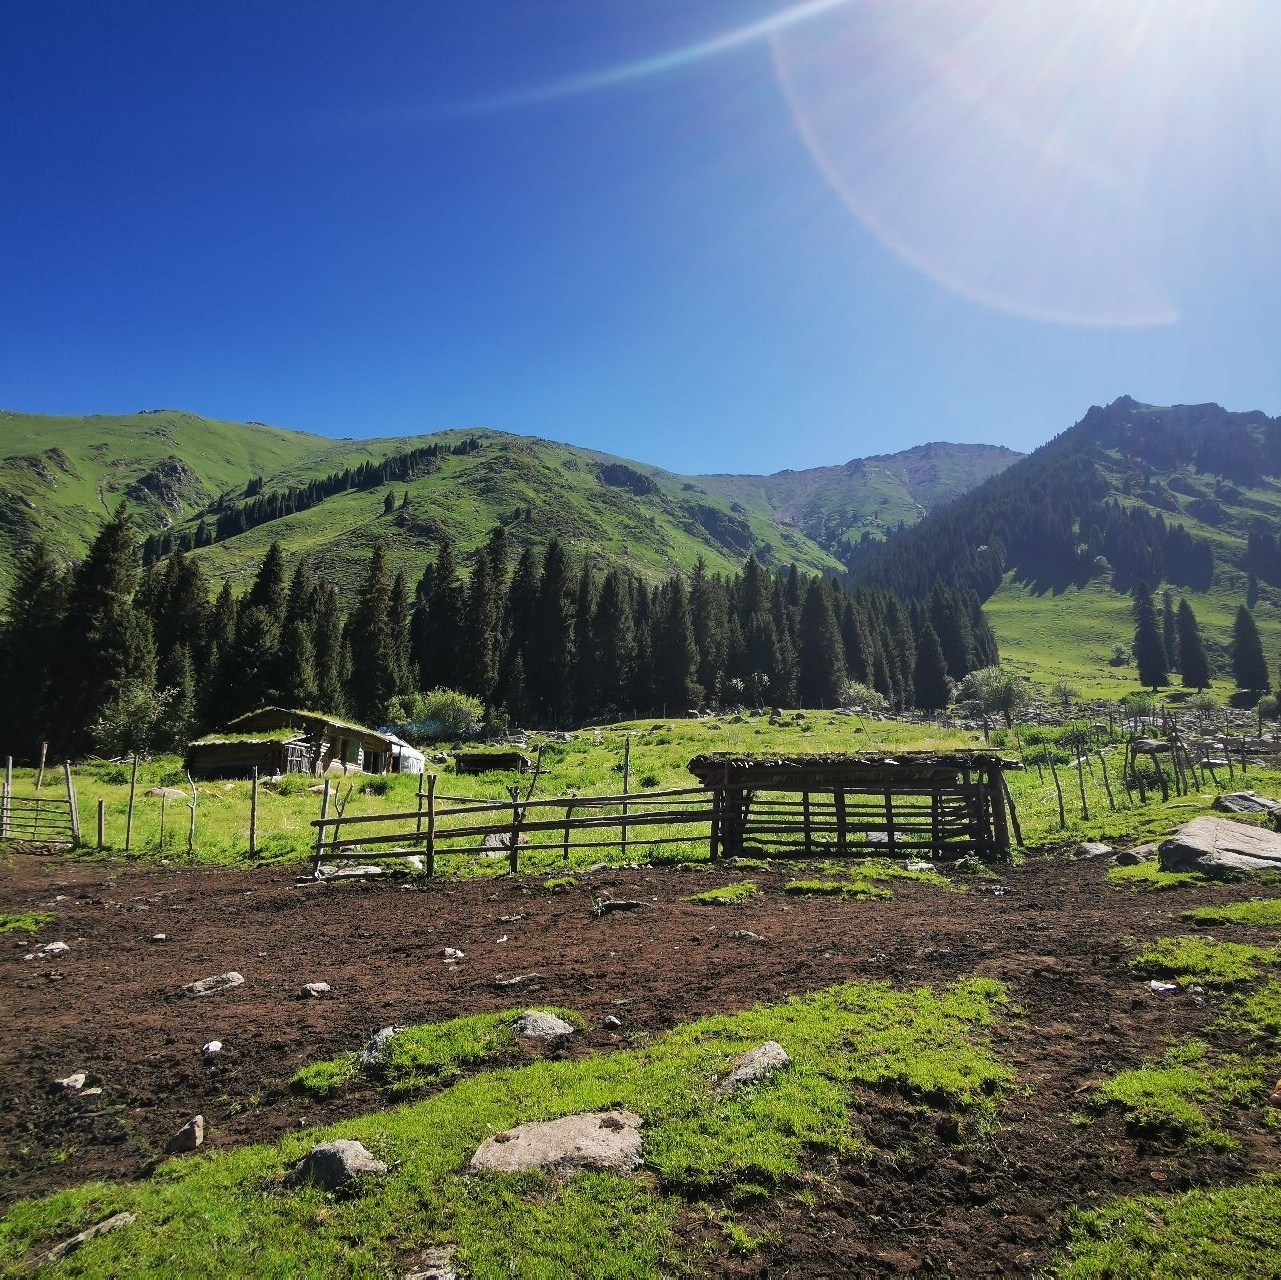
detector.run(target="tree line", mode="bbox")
[0,506,997,761]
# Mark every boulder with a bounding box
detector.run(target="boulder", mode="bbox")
[1212,791,1281,817]
[1073,842,1114,859]
[145,786,188,800]
[357,1027,402,1068]
[515,1010,574,1039]
[39,941,70,957]
[53,1071,87,1093]
[182,971,244,997]
[301,982,332,998]
[1158,817,1281,877]
[166,1115,204,1154]
[1113,849,1149,866]
[717,1041,791,1094]
[404,1245,458,1280]
[288,1139,388,1190]
[47,1212,137,1262]
[470,1110,643,1174]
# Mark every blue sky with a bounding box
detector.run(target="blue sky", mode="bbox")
[3,1,1280,473]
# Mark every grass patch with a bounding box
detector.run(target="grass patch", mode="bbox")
[1181,899,1281,929]
[1131,936,1280,987]
[1106,862,1209,892]
[291,1009,580,1097]
[1221,981,1281,1041]
[683,882,758,906]
[0,911,53,935]
[0,979,1009,1278]
[856,860,956,890]
[783,879,892,900]
[1055,1178,1281,1278]
[542,876,578,893]
[1094,1040,1261,1150]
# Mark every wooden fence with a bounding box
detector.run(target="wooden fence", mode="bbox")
[0,757,80,846]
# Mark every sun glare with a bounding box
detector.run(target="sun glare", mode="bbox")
[770,0,1279,326]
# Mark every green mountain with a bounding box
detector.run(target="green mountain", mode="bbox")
[854,396,1281,694]
[0,408,1019,594]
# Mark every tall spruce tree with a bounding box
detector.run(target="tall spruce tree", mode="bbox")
[1132,583,1169,690]
[913,622,950,711]
[529,538,574,724]
[417,541,466,691]
[0,543,69,756]
[346,542,397,723]
[798,579,846,707]
[1162,589,1179,671]
[1232,603,1270,691]
[1175,599,1210,690]
[651,578,701,713]
[589,569,635,717]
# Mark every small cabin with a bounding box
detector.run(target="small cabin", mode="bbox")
[186,707,420,780]
[454,749,532,776]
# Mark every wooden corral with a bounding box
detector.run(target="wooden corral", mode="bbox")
[688,752,1021,862]
[185,732,313,781]
[454,750,532,776]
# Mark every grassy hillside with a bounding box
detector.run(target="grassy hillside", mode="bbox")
[0,410,1015,595]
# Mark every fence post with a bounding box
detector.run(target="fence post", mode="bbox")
[1048,755,1066,829]
[508,786,520,874]
[249,767,259,858]
[1075,751,1089,822]
[562,802,573,862]
[426,772,436,877]
[36,742,47,791]
[416,771,425,838]
[63,760,80,845]
[97,798,106,851]
[125,754,139,852]
[1096,750,1116,811]
[186,774,198,855]
[313,779,331,875]
[159,791,168,853]
[2,756,10,840]
[621,738,631,863]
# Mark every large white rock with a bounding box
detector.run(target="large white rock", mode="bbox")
[47,1212,137,1262]
[717,1041,791,1094]
[470,1110,643,1174]
[182,971,244,996]
[289,1140,388,1190]
[1158,817,1281,876]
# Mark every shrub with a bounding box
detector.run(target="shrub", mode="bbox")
[387,688,485,744]
[839,681,888,713]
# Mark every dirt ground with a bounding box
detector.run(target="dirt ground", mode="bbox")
[3,850,1279,1277]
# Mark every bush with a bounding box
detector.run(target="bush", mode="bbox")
[839,681,888,713]
[387,688,485,744]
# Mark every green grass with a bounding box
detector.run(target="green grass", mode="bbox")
[682,882,759,906]
[1094,1040,1262,1149]
[291,1009,582,1098]
[1107,862,1209,892]
[783,879,892,900]
[1222,981,1281,1041]
[0,911,53,934]
[1055,1178,1281,1278]
[1131,936,1280,987]
[0,979,1009,1278]
[1181,899,1281,929]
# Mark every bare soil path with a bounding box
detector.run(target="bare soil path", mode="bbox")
[3,852,1278,1276]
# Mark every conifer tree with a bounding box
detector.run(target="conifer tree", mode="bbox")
[651,578,701,712]
[689,559,728,700]
[590,569,635,717]
[278,619,320,710]
[529,538,574,724]
[346,542,397,723]
[313,583,347,712]
[913,622,950,711]
[418,541,466,691]
[245,541,288,625]
[387,569,413,700]
[1162,589,1179,671]
[571,566,598,721]
[0,543,69,755]
[1232,603,1270,691]
[1132,582,1169,690]
[1175,598,1210,690]
[156,642,198,750]
[798,579,847,707]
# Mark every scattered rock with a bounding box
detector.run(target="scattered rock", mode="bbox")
[470,1110,643,1174]
[603,1015,622,1029]
[288,1140,388,1190]
[202,1040,223,1056]
[39,941,71,957]
[1113,849,1149,866]
[1269,1078,1281,1108]
[1213,791,1281,817]
[47,1211,137,1262]
[357,1027,402,1068]
[730,929,764,941]
[481,831,528,856]
[515,1010,575,1039]
[53,1072,87,1093]
[404,1245,458,1280]
[1158,817,1281,877]
[492,973,541,988]
[182,971,244,997]
[1148,980,1179,996]
[717,1041,791,1093]
[905,860,936,873]
[594,899,645,916]
[144,786,188,800]
[1073,841,1114,859]
[166,1115,204,1154]
[301,982,332,998]
[443,947,465,963]
[150,933,168,943]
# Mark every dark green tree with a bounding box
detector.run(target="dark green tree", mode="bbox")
[346,542,397,723]
[1175,598,1210,690]
[912,622,950,712]
[278,619,320,710]
[1162,589,1179,672]
[0,543,69,756]
[589,569,635,717]
[1232,603,1270,691]
[529,539,574,723]
[417,541,466,691]
[798,579,846,707]
[651,578,701,712]
[1132,582,1169,690]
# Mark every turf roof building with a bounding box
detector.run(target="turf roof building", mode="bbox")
[185,707,424,779]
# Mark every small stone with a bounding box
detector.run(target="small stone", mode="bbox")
[443,947,465,963]
[301,982,332,998]
[717,1041,791,1093]
[288,1139,388,1190]
[514,1010,575,1039]
[47,1211,137,1261]
[40,941,71,957]
[166,1115,204,1154]
[54,1071,87,1093]
[182,971,244,997]
[730,929,764,941]
[202,1040,223,1056]
[357,1026,402,1068]
[603,1015,622,1029]
[151,933,168,943]
[1268,1079,1281,1107]
[905,860,936,873]
[492,973,541,988]
[594,899,645,915]
[1074,842,1113,859]
[1149,979,1179,996]
[404,1245,458,1280]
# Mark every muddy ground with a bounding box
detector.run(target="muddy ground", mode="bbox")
[3,851,1279,1277]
